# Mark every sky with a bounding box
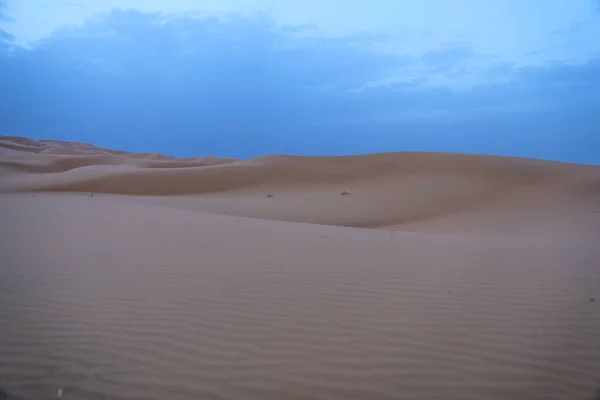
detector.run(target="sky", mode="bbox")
[0,0,599,163]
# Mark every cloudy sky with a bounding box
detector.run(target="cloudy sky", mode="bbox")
[0,0,599,163]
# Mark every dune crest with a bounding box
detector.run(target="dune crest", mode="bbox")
[1,135,599,234]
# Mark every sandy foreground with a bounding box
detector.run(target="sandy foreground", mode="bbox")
[1,135,600,400]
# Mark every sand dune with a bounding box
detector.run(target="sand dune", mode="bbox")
[1,135,600,400]
[1,135,599,234]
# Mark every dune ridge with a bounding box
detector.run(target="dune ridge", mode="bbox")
[1,135,599,233]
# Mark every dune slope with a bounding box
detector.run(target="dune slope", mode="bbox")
[1,194,600,400]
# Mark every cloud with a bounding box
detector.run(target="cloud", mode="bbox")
[32,9,405,87]
[0,0,11,21]
[0,0,10,39]
[0,26,12,39]
[0,8,14,49]
[420,45,478,69]
[321,54,600,122]
[0,8,598,164]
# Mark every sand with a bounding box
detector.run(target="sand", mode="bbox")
[1,135,599,400]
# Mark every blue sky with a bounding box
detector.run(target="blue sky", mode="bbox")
[0,0,599,163]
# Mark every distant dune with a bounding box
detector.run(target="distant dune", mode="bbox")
[1,135,599,234]
[1,135,599,400]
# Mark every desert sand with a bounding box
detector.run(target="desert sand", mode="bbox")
[1,135,599,400]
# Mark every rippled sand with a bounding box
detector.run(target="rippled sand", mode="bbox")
[1,135,599,400]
